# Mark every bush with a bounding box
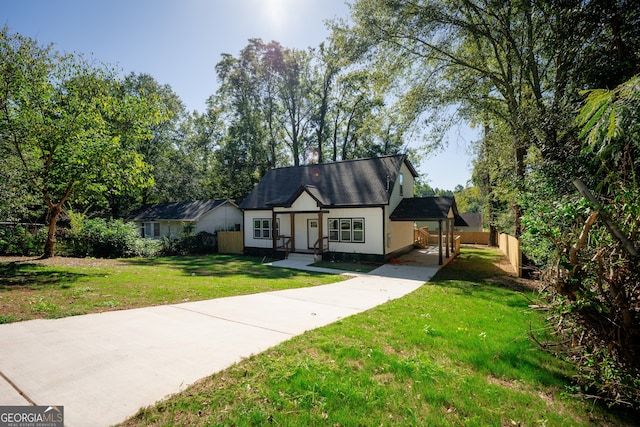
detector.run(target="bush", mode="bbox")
[0,224,46,256]
[160,231,217,256]
[530,184,640,410]
[64,218,156,258]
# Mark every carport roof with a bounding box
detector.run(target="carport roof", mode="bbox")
[390,196,464,223]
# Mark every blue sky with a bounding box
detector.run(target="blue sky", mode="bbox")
[3,0,476,190]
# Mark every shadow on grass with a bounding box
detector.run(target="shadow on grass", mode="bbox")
[0,262,87,290]
[429,249,537,307]
[121,254,328,279]
[426,248,570,387]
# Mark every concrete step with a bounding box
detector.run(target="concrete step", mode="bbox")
[286,253,316,263]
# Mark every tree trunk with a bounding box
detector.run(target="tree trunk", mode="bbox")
[43,203,63,258]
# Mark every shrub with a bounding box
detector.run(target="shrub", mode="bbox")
[160,231,217,256]
[64,218,154,258]
[0,224,46,256]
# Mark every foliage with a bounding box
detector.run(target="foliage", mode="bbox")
[528,76,640,409]
[64,218,154,258]
[0,28,167,257]
[159,231,217,256]
[0,224,46,256]
[576,75,640,185]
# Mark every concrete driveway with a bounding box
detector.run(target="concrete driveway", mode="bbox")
[0,257,440,427]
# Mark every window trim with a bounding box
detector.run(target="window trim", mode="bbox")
[143,222,161,238]
[328,217,365,243]
[253,218,279,240]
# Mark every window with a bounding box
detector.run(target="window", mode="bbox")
[253,218,278,239]
[144,222,161,238]
[352,219,364,242]
[399,173,404,196]
[341,219,354,241]
[329,219,340,241]
[328,217,365,243]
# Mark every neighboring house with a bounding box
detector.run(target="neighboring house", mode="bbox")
[455,212,484,232]
[239,154,458,263]
[128,200,242,238]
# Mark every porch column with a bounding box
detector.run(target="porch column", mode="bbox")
[272,211,277,251]
[438,219,443,265]
[450,218,455,254]
[445,217,450,259]
[290,213,295,252]
[317,211,324,255]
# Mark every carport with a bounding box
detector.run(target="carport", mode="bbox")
[390,196,465,265]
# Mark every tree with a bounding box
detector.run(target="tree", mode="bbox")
[341,0,639,237]
[0,29,165,257]
[527,75,640,408]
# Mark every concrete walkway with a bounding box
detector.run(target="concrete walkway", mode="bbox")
[0,255,440,427]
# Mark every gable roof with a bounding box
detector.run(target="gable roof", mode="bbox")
[389,196,460,221]
[128,200,233,222]
[239,155,418,210]
[458,212,483,228]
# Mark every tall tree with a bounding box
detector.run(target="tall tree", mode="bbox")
[341,0,638,236]
[0,29,165,257]
[103,73,186,214]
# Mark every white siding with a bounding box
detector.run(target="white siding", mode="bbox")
[389,162,416,212]
[289,191,318,211]
[196,202,243,233]
[385,210,415,253]
[243,210,291,248]
[386,161,416,254]
[325,207,385,255]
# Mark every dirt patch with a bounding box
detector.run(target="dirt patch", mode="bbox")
[0,256,129,268]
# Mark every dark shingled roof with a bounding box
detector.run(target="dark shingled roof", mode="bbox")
[390,196,461,221]
[128,200,229,221]
[458,212,483,228]
[239,155,418,210]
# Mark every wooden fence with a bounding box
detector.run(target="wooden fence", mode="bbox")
[217,231,243,254]
[498,233,522,277]
[455,231,490,245]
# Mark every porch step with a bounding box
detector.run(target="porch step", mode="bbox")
[286,253,317,264]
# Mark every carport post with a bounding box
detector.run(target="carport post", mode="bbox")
[445,218,450,259]
[438,219,443,265]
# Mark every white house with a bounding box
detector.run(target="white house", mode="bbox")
[239,154,453,262]
[128,199,242,239]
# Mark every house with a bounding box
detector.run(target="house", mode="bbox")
[455,212,484,232]
[239,154,459,263]
[128,200,242,238]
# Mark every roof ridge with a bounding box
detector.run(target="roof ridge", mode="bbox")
[268,154,406,172]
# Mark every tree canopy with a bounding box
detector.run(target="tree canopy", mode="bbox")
[0,28,167,257]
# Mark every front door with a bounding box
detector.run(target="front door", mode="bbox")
[307,219,319,250]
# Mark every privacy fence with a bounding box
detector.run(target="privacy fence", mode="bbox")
[498,233,522,277]
[217,231,243,254]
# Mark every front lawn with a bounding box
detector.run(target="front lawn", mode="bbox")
[119,248,636,426]
[0,254,344,323]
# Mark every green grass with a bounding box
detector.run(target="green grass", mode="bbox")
[119,248,635,426]
[0,254,344,322]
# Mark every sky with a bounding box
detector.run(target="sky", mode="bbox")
[2,0,477,190]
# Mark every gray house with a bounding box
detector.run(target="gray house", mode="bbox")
[128,200,242,238]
